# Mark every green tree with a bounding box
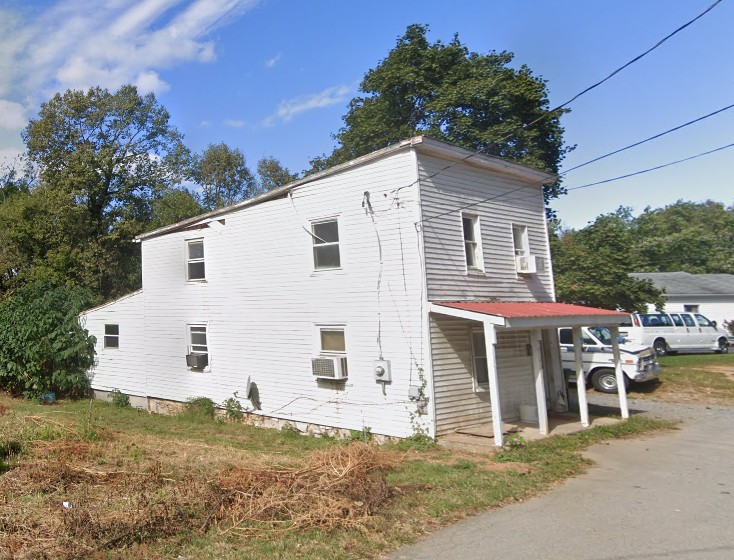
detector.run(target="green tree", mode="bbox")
[18,85,191,301]
[551,210,664,312]
[257,156,299,191]
[192,143,257,210]
[0,156,33,204]
[148,188,204,231]
[632,200,734,274]
[312,24,569,210]
[0,281,95,398]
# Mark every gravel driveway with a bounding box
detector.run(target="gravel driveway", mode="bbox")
[389,395,734,560]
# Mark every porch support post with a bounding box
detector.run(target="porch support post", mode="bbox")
[610,325,630,419]
[531,330,549,435]
[483,321,503,447]
[573,326,590,428]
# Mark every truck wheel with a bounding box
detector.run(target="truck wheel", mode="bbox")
[591,368,627,394]
[652,338,669,357]
[716,338,729,354]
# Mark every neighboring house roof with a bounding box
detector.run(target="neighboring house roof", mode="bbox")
[137,135,557,242]
[629,272,734,297]
[431,301,626,329]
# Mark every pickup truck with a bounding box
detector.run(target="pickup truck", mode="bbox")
[559,326,660,393]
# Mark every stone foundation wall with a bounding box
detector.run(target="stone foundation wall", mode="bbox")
[91,390,396,443]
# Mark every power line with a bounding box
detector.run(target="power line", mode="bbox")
[567,141,734,192]
[399,2,723,208]
[419,140,734,226]
[527,0,724,129]
[562,102,734,174]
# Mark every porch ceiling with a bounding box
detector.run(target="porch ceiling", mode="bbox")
[430,301,627,329]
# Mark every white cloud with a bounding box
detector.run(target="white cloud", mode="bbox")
[271,85,351,123]
[199,120,212,127]
[0,0,260,103]
[0,147,24,166]
[0,100,28,131]
[265,52,282,68]
[224,119,247,128]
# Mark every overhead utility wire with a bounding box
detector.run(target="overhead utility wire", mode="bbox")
[396,1,722,199]
[419,140,734,226]
[567,141,734,191]
[526,0,724,129]
[562,102,734,174]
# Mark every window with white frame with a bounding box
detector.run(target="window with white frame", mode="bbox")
[319,327,346,354]
[187,325,209,368]
[316,325,348,376]
[312,219,340,269]
[104,324,119,349]
[512,224,529,256]
[471,330,489,390]
[186,239,206,281]
[462,213,483,270]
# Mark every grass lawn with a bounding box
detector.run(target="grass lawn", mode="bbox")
[630,352,734,406]
[0,394,675,559]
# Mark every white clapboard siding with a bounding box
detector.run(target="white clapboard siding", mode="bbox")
[431,315,491,435]
[417,153,554,302]
[140,150,428,438]
[81,291,146,396]
[495,330,535,421]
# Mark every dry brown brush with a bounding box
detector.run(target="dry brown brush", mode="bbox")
[0,441,400,559]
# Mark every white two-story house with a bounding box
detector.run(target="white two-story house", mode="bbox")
[82,137,628,445]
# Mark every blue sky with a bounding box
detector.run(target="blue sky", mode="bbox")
[1,0,731,229]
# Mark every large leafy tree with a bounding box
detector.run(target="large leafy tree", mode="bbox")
[551,209,664,312]
[192,143,257,211]
[632,200,734,274]
[312,24,569,209]
[257,156,299,191]
[16,85,191,300]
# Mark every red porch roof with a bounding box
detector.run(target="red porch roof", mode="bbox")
[433,301,625,319]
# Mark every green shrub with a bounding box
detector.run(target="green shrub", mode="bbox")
[0,281,95,399]
[223,395,244,420]
[109,389,131,408]
[347,426,373,443]
[394,433,436,451]
[183,397,216,419]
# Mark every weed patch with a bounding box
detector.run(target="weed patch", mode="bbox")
[0,393,675,560]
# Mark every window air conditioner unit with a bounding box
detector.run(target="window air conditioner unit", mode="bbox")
[186,353,208,369]
[515,255,537,274]
[311,356,348,380]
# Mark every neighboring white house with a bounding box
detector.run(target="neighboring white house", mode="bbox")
[82,136,629,445]
[630,272,734,328]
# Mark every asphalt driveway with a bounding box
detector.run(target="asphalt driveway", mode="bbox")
[389,396,734,560]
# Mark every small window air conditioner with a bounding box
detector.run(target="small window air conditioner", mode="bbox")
[515,255,537,274]
[186,353,208,369]
[311,356,348,380]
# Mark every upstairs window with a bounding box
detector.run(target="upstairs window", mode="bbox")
[312,219,340,269]
[462,213,483,270]
[512,224,529,256]
[187,239,206,281]
[104,324,119,349]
